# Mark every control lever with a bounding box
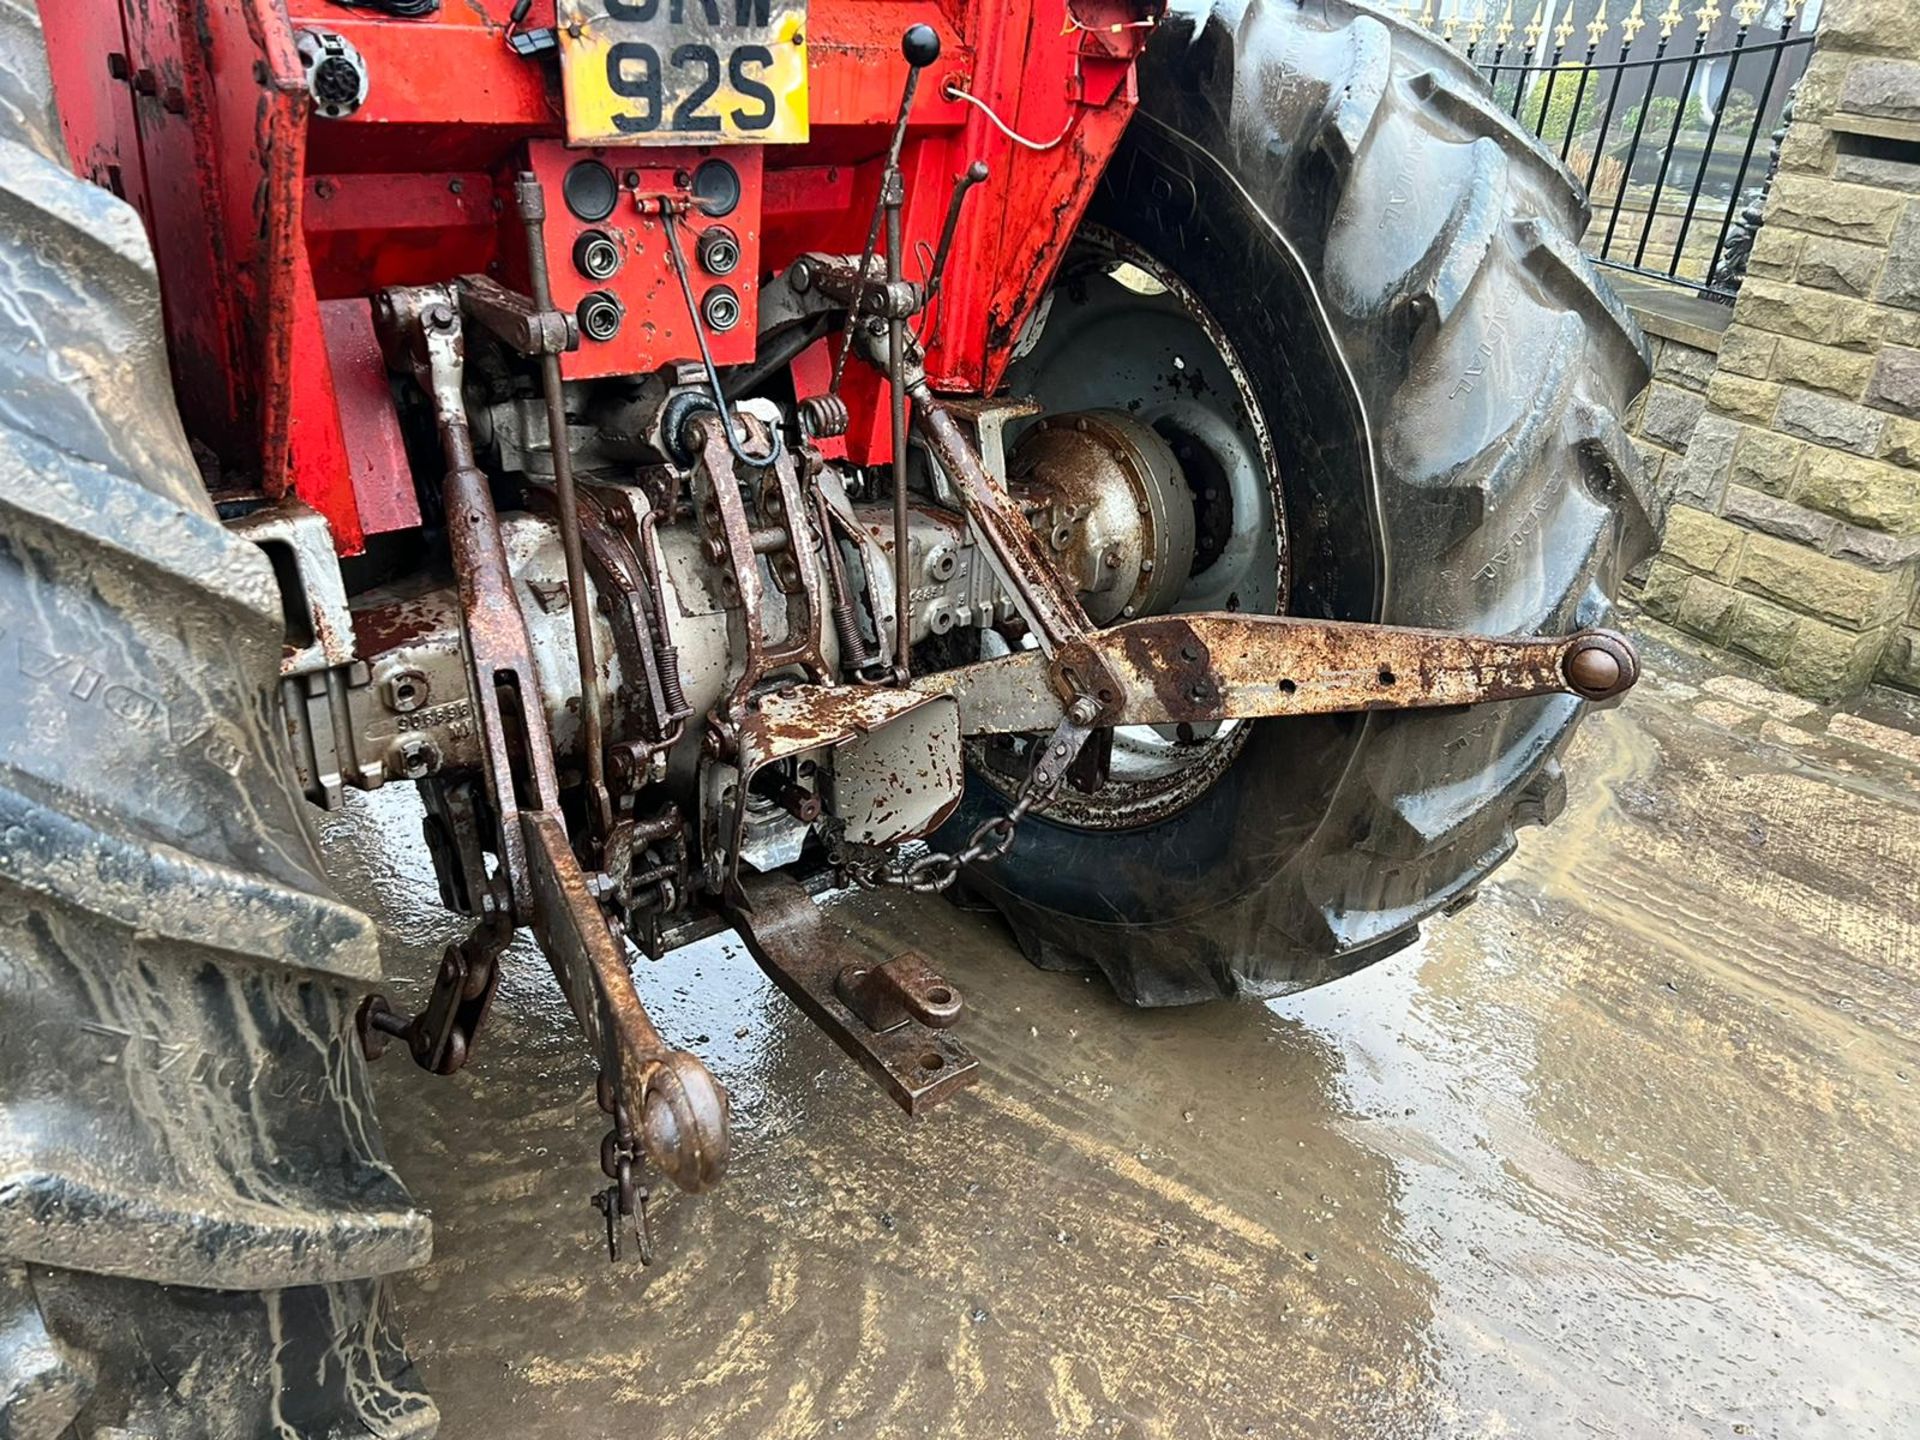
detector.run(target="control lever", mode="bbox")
[825,25,942,681]
[921,160,990,326]
[826,24,940,399]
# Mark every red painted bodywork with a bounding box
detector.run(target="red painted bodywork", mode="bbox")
[43,0,1151,555]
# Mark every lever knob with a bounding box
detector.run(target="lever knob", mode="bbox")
[901,23,941,67]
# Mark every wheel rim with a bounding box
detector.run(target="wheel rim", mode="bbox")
[980,226,1288,830]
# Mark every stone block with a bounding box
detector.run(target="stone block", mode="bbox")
[1730,428,1806,497]
[1795,237,1885,299]
[1835,151,1920,197]
[1746,226,1803,281]
[1737,533,1905,628]
[1639,382,1706,452]
[1831,523,1920,570]
[1670,413,1740,509]
[1837,59,1920,122]
[1716,325,1778,379]
[1735,279,1886,351]
[1769,338,1875,400]
[1676,576,1740,644]
[1778,620,1888,702]
[1797,450,1920,533]
[1880,201,1920,313]
[1865,345,1920,418]
[1777,126,1838,177]
[1776,388,1888,455]
[1726,595,1801,667]
[1654,339,1716,392]
[1637,558,1691,622]
[1663,504,1747,579]
[1886,309,1920,348]
[1706,371,1782,425]
[1880,415,1920,467]
[1767,175,1907,247]
[1822,0,1920,61]
[1723,486,1839,549]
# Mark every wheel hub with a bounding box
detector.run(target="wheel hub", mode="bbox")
[1009,409,1196,626]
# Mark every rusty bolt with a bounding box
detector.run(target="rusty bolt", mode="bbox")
[1102,546,1123,570]
[1141,558,1155,574]
[1068,695,1101,726]
[393,737,439,780]
[704,535,727,564]
[383,668,429,714]
[423,302,455,332]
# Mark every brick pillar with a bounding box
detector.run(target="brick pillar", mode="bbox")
[1640,0,1920,698]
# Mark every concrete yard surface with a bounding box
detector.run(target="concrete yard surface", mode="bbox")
[325,620,1920,1439]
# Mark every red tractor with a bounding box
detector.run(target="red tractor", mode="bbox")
[1,0,1655,1431]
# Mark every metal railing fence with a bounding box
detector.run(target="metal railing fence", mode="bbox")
[1390,1,1819,299]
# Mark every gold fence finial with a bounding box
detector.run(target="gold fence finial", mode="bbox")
[1622,0,1647,43]
[1495,0,1518,49]
[1523,0,1547,49]
[1694,0,1722,34]
[1587,2,1611,48]
[1554,0,1577,48]
[1658,0,1685,39]
[1466,0,1490,47]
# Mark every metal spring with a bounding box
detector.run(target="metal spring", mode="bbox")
[656,646,692,720]
[831,593,871,669]
[797,393,851,439]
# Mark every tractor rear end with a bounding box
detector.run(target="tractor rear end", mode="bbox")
[1,0,1657,1432]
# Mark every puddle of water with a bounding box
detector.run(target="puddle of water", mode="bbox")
[326,677,1920,1438]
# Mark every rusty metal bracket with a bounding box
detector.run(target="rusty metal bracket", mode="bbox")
[920,614,1641,735]
[836,952,964,1033]
[456,272,576,357]
[357,921,510,1076]
[687,411,829,726]
[724,872,978,1114]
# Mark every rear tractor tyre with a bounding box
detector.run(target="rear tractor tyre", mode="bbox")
[954,0,1660,1004]
[0,4,433,1435]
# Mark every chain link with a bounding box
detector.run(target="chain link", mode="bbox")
[845,712,1094,893]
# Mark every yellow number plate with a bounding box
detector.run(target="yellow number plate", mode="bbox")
[556,1,809,147]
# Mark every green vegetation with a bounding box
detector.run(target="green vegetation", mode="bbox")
[1526,63,1604,147]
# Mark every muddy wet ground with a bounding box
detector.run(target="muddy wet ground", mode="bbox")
[322,619,1920,1439]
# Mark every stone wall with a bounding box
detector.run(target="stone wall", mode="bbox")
[1633,0,1920,699]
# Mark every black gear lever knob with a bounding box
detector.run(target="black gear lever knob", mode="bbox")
[901,23,940,67]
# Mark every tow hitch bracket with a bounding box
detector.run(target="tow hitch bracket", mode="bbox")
[725,873,979,1114]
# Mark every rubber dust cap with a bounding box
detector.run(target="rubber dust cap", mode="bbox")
[902,23,940,66]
